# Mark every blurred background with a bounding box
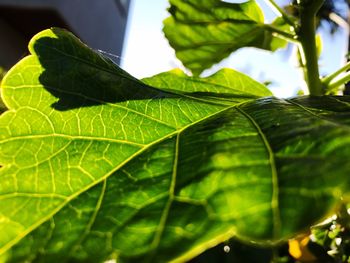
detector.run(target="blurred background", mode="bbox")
[122,0,349,97]
[0,0,349,97]
[0,0,130,68]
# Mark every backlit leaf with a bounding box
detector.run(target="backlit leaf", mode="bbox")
[163,0,293,75]
[0,29,350,263]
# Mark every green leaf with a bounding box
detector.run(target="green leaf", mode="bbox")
[163,0,293,75]
[0,28,266,262]
[142,67,272,103]
[1,28,350,263]
[268,17,295,50]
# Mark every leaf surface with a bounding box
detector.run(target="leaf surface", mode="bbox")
[1,29,350,263]
[142,68,272,104]
[163,0,293,75]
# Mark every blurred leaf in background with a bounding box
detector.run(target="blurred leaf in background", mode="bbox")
[163,0,294,76]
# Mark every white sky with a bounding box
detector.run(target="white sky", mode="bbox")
[121,0,349,97]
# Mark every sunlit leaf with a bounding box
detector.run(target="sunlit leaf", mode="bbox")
[0,29,350,263]
[163,0,293,75]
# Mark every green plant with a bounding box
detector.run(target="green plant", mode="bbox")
[0,1,350,262]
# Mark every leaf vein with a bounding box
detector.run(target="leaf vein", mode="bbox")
[236,106,281,239]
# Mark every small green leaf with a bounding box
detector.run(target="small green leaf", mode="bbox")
[1,29,350,263]
[268,17,295,50]
[163,0,292,75]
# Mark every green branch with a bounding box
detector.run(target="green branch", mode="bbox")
[322,61,350,85]
[327,72,350,91]
[297,0,324,96]
[264,0,296,28]
[263,24,298,43]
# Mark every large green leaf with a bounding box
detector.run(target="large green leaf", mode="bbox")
[163,0,293,75]
[1,28,350,263]
[0,28,268,262]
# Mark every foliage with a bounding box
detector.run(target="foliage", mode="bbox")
[163,0,292,76]
[0,1,350,262]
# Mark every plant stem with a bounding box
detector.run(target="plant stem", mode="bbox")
[298,1,324,96]
[264,0,296,28]
[263,24,298,43]
[328,71,350,91]
[322,61,350,85]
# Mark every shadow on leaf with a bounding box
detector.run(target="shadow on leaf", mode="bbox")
[32,28,252,111]
[32,28,174,111]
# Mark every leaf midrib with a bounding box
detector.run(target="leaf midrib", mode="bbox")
[0,132,147,146]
